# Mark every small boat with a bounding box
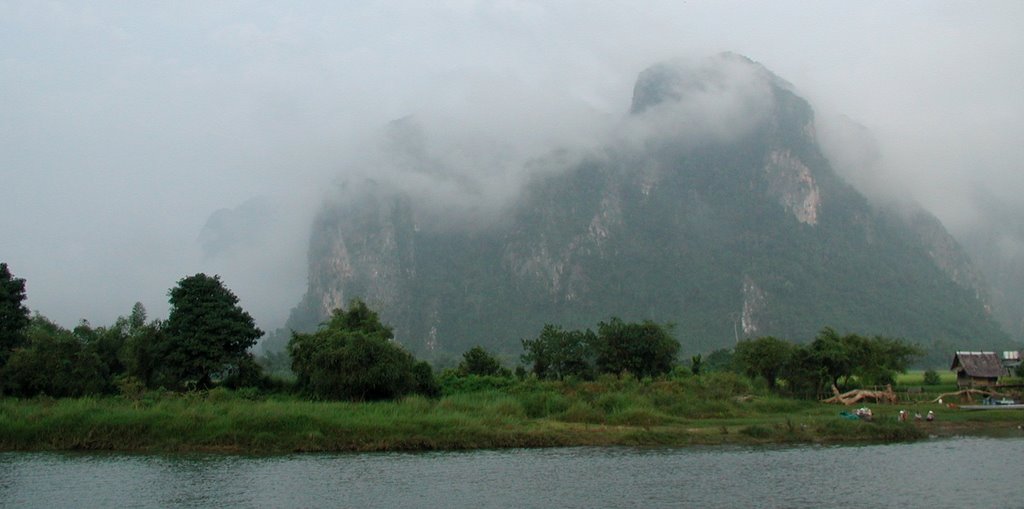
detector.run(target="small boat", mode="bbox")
[958,403,1024,411]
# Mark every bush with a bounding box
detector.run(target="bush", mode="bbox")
[740,425,772,439]
[413,361,441,398]
[456,346,508,377]
[558,401,605,423]
[700,371,755,399]
[438,373,516,395]
[288,300,435,401]
[519,391,570,418]
[594,318,679,379]
[922,369,941,386]
[2,320,107,397]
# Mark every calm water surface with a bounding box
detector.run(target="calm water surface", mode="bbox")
[1,437,1022,508]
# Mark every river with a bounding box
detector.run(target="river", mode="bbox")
[1,436,1022,508]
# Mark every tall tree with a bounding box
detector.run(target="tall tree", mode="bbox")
[846,334,921,386]
[288,299,436,400]
[594,318,679,378]
[808,327,853,390]
[0,263,31,367]
[734,336,793,389]
[521,324,596,380]
[163,274,262,389]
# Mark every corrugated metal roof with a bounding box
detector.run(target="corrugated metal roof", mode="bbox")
[951,351,1007,378]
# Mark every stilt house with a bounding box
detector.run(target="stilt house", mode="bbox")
[950,351,1007,388]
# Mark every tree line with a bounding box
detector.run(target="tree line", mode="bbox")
[718,330,921,396]
[0,265,267,397]
[0,262,684,400]
[1,261,926,401]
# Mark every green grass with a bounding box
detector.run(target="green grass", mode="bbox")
[1,375,1020,454]
[896,370,957,386]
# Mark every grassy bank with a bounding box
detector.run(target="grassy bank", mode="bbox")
[3,375,1021,454]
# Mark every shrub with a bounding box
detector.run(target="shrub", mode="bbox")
[594,318,679,379]
[2,321,107,397]
[558,402,605,423]
[922,369,941,386]
[519,391,570,418]
[288,300,435,401]
[438,373,516,395]
[456,346,508,377]
[740,425,772,439]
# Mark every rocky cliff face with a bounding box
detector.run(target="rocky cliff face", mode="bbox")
[283,54,1012,360]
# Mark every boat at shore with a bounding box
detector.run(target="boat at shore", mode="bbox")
[958,404,1024,411]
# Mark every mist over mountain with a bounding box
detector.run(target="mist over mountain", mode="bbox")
[268,54,1013,364]
[953,194,1024,343]
[818,114,1024,344]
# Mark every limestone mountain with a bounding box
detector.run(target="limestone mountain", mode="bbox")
[277,53,1012,364]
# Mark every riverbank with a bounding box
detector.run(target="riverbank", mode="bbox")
[3,376,1021,454]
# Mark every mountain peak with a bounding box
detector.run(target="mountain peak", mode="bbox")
[278,53,1011,364]
[630,53,786,115]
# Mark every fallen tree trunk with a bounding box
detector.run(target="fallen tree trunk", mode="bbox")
[822,384,898,405]
[930,388,1006,404]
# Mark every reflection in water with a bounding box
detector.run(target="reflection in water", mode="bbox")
[1,437,1022,508]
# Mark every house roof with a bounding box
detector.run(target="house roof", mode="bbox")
[951,351,1006,378]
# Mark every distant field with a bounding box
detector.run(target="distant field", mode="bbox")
[896,370,956,386]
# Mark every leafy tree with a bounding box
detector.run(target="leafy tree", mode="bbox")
[808,327,853,390]
[110,302,164,387]
[122,319,168,389]
[704,348,737,373]
[778,329,920,397]
[457,346,507,377]
[847,334,921,386]
[256,349,293,379]
[593,318,679,378]
[781,345,827,397]
[74,319,130,385]
[1,315,106,397]
[521,324,596,380]
[690,354,704,376]
[734,336,793,389]
[289,299,432,400]
[0,263,31,367]
[162,274,263,389]
[802,328,920,389]
[412,360,441,397]
[128,301,147,331]
[220,352,279,391]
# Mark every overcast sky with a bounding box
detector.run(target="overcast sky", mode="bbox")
[2,1,1022,331]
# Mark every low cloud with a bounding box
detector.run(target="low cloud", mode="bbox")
[2,1,1022,332]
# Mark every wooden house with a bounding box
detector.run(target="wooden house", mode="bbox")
[950,351,1007,388]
